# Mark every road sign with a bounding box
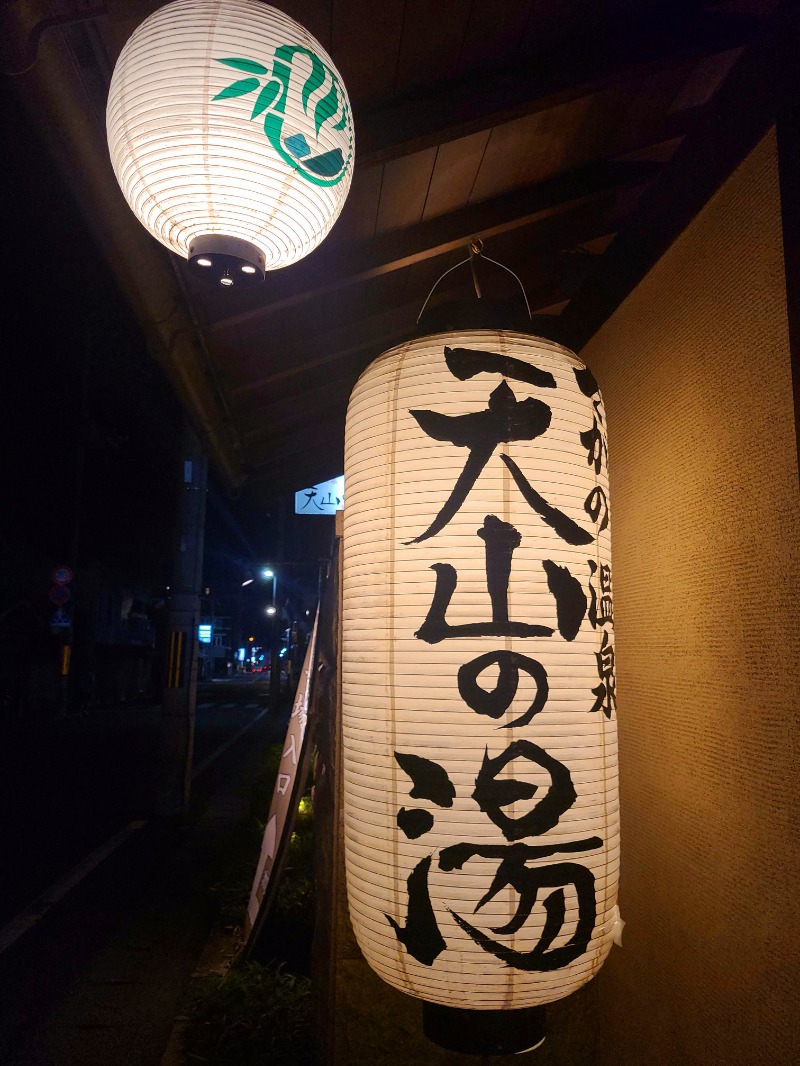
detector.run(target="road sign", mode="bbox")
[49,585,71,605]
[50,607,72,628]
[51,565,74,585]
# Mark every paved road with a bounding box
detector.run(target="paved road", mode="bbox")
[0,675,291,1065]
[0,676,274,926]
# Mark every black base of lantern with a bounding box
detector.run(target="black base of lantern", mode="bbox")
[188,233,265,287]
[422,1002,547,1056]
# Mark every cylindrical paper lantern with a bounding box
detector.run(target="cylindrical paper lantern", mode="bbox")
[107,0,354,286]
[342,331,619,1018]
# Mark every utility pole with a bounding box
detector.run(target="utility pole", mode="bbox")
[156,419,207,815]
[55,329,91,716]
[268,496,287,707]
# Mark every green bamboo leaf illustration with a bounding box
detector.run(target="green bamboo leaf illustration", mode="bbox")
[333,104,349,132]
[217,57,269,75]
[213,77,260,101]
[313,83,338,137]
[301,54,326,112]
[251,79,281,119]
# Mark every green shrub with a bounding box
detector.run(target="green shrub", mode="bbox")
[275,794,314,920]
[183,961,315,1065]
[183,743,317,1063]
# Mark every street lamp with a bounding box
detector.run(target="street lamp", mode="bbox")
[262,568,277,610]
[261,568,281,704]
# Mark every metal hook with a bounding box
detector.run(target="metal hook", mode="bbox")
[416,254,471,324]
[479,251,533,321]
[416,240,532,324]
[469,239,483,300]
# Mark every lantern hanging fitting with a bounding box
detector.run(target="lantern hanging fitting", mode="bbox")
[468,238,483,299]
[416,241,533,324]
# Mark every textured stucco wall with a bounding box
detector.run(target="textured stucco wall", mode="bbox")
[581,128,800,1066]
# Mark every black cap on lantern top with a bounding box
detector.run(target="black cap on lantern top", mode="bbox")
[414,295,537,336]
[188,234,266,287]
[422,1002,547,1055]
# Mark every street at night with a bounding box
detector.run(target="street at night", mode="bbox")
[0,676,279,924]
[0,675,292,1065]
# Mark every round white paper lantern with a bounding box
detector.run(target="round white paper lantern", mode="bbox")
[107,0,354,286]
[342,331,619,1040]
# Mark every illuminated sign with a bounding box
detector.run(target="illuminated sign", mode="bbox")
[294,475,344,515]
[198,624,213,644]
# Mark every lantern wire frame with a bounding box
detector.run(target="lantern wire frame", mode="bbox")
[416,240,534,325]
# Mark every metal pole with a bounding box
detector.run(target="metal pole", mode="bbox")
[57,328,91,716]
[156,419,207,815]
[269,569,281,706]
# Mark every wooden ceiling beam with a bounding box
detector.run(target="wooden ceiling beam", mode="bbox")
[229,297,424,398]
[559,2,800,352]
[213,158,662,334]
[235,359,384,445]
[354,11,761,168]
[235,342,377,412]
[246,425,345,477]
[244,378,356,444]
[229,254,603,417]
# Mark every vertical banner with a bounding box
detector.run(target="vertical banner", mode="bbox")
[243,611,319,945]
[342,331,619,1010]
